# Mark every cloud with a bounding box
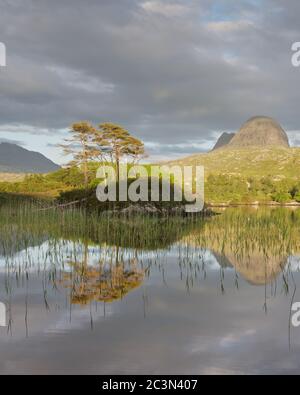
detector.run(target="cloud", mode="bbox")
[0,0,300,162]
[0,137,25,146]
[206,20,254,33]
[140,1,190,17]
[0,124,65,135]
[144,140,210,161]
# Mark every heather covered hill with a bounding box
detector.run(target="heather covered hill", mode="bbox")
[169,147,300,178]
[168,147,300,204]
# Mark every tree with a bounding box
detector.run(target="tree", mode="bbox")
[93,123,145,180]
[60,122,95,188]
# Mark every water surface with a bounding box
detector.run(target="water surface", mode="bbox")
[0,206,300,374]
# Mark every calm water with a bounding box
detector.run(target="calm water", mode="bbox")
[1,206,300,374]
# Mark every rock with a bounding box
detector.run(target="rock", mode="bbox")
[100,203,212,216]
[227,116,289,149]
[211,132,235,151]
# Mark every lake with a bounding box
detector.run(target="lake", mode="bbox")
[0,204,300,374]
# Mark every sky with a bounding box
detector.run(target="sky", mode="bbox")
[0,0,300,164]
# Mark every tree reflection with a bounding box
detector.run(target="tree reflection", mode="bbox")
[59,243,145,305]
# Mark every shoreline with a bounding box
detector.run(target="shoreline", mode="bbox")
[207,202,300,208]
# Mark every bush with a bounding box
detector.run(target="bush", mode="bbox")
[272,192,292,203]
[294,192,300,202]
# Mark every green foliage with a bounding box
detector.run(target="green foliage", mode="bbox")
[206,174,249,203]
[204,172,300,204]
[60,121,145,188]
[294,192,300,203]
[272,192,292,203]
[2,163,300,206]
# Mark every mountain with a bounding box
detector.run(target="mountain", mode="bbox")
[0,143,60,173]
[211,132,235,151]
[169,116,293,175]
[227,116,290,149]
[166,116,298,204]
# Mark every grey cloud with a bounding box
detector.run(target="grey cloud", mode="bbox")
[0,0,300,156]
[0,137,25,146]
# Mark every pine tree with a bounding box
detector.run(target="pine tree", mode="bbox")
[94,123,145,179]
[60,122,95,188]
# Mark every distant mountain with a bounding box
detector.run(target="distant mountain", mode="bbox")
[211,116,289,152]
[227,116,290,149]
[0,143,60,173]
[211,132,235,151]
[167,116,295,177]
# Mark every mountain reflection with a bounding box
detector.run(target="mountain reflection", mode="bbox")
[212,251,287,285]
[182,207,300,286]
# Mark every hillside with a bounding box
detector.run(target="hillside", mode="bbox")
[169,147,300,178]
[0,173,26,182]
[0,143,60,173]
[168,147,300,204]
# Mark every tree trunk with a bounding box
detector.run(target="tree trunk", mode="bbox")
[115,148,120,183]
[84,160,88,188]
[83,150,88,189]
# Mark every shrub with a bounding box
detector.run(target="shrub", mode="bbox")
[272,192,292,203]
